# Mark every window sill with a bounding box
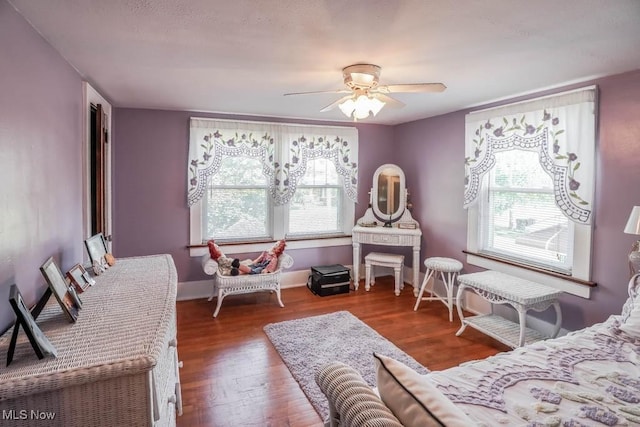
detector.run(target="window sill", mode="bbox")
[464,250,594,299]
[189,235,353,257]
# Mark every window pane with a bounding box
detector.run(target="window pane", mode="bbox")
[204,189,269,240]
[211,157,266,186]
[484,190,570,269]
[289,188,341,235]
[491,150,553,189]
[299,158,339,185]
[481,151,571,272]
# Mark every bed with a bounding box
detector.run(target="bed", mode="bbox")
[316,274,640,427]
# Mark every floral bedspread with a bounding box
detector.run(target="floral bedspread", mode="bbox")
[426,317,640,426]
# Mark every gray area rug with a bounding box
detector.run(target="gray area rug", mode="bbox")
[263,310,429,420]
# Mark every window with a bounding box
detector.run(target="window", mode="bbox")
[202,157,350,243]
[288,159,344,236]
[479,150,573,273]
[203,156,271,241]
[188,118,358,248]
[464,87,596,296]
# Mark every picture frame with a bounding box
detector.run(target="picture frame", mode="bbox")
[82,271,96,286]
[67,284,83,309]
[84,233,108,265]
[67,264,92,293]
[40,257,79,323]
[397,222,417,229]
[7,284,57,365]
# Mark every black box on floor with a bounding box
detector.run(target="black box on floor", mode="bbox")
[308,264,351,296]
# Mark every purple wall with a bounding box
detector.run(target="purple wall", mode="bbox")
[0,2,83,332]
[396,70,640,330]
[112,109,394,282]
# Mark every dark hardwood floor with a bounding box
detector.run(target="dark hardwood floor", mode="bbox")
[176,277,509,427]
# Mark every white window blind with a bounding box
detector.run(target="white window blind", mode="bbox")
[479,150,573,273]
[204,156,271,242]
[288,158,343,236]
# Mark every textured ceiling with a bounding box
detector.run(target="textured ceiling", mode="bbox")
[8,0,640,125]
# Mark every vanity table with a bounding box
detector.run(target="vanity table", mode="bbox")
[353,164,422,296]
[352,225,422,295]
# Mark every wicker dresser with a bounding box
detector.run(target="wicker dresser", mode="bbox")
[0,254,182,427]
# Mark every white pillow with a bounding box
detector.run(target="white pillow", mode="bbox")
[374,353,476,427]
[618,274,640,338]
[620,301,640,338]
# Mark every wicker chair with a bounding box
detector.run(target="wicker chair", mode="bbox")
[202,252,294,317]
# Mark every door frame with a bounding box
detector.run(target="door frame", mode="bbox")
[82,82,113,251]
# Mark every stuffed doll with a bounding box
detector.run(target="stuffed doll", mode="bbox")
[236,240,286,275]
[207,240,241,276]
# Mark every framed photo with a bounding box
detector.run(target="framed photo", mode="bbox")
[8,284,57,363]
[40,257,79,323]
[398,222,417,229]
[85,233,108,265]
[82,271,96,286]
[67,264,92,293]
[67,284,82,309]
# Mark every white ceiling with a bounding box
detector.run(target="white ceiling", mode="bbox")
[9,0,640,125]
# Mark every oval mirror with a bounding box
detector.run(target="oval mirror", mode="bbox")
[372,164,406,223]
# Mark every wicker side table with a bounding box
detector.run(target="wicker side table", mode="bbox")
[455,270,563,348]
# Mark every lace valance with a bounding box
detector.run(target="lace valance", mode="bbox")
[187,118,358,207]
[464,87,596,224]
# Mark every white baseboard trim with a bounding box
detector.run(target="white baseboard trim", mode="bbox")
[177,280,212,301]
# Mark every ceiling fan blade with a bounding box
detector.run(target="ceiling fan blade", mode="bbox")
[284,89,351,96]
[375,83,447,94]
[373,93,405,109]
[320,95,353,112]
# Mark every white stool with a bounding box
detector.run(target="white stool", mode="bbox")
[364,252,405,296]
[414,257,463,321]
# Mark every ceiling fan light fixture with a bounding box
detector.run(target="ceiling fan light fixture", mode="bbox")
[368,96,385,116]
[338,98,356,117]
[286,63,445,119]
[342,64,381,90]
[350,72,375,87]
[339,94,386,120]
[353,105,371,120]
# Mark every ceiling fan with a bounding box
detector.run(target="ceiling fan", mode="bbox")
[284,64,446,120]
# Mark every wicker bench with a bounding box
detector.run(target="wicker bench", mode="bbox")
[455,270,563,348]
[202,252,294,317]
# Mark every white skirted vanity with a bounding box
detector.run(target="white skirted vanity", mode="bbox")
[352,164,422,295]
